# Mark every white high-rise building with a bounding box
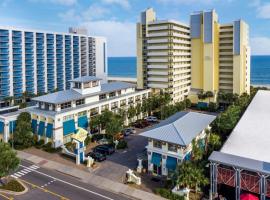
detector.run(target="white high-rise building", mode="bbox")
[0,26,107,101]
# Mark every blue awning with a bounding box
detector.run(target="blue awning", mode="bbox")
[0,121,4,134]
[78,115,88,129]
[46,123,53,138]
[63,119,75,136]
[151,152,162,167]
[166,156,177,171]
[38,121,45,136]
[31,119,37,134]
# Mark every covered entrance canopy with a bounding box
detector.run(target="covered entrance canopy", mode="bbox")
[209,151,270,200]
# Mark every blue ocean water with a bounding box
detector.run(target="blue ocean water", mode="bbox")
[251,56,270,86]
[108,56,270,86]
[108,57,136,78]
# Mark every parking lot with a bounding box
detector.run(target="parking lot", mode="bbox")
[91,127,148,183]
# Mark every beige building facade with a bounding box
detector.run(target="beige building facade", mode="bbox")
[137,8,191,103]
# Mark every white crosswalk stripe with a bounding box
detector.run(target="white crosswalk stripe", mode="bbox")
[11,165,40,179]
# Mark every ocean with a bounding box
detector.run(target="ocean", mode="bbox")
[108,56,270,86]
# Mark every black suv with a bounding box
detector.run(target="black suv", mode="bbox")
[86,152,106,162]
[93,144,115,155]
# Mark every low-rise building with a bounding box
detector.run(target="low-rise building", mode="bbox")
[140,111,216,176]
[0,76,151,147]
[209,90,270,200]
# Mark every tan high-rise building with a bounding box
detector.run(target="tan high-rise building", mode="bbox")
[137,8,191,103]
[189,10,250,103]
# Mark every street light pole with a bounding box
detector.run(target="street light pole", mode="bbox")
[11,122,14,149]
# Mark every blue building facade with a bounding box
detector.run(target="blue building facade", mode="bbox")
[0,27,108,101]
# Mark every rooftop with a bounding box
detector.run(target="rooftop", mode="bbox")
[71,76,102,83]
[220,90,270,163]
[140,111,216,146]
[32,82,136,104]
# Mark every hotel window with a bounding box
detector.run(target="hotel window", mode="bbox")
[76,99,85,106]
[84,82,91,89]
[168,143,178,152]
[61,102,71,109]
[99,94,106,100]
[109,92,116,98]
[92,81,98,87]
[78,111,87,117]
[153,140,162,149]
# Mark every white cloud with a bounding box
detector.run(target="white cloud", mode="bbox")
[58,9,81,22]
[101,0,130,9]
[82,5,110,20]
[250,37,270,55]
[257,3,270,19]
[29,0,77,6]
[81,20,136,56]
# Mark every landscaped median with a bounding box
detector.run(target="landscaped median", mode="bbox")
[0,178,28,195]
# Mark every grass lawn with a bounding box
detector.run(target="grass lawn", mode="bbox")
[0,180,25,192]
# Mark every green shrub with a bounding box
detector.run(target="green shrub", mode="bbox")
[116,140,128,149]
[155,188,184,200]
[42,142,60,153]
[35,139,45,149]
[208,102,218,112]
[0,180,24,192]
[84,136,92,146]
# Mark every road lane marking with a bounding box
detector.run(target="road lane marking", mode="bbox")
[20,164,116,200]
[13,173,21,177]
[11,175,18,179]
[20,179,70,200]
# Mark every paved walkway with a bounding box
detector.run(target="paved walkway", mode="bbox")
[17,151,166,200]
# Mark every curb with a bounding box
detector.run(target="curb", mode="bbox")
[0,179,28,195]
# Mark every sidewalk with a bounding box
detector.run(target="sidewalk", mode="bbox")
[17,151,166,200]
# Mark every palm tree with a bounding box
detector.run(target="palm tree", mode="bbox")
[205,91,214,103]
[191,139,203,161]
[105,116,123,141]
[135,103,142,119]
[197,91,206,101]
[173,161,209,193]
[127,106,136,122]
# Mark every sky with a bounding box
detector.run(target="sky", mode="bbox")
[0,0,270,57]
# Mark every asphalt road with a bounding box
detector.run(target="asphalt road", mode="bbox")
[0,160,132,200]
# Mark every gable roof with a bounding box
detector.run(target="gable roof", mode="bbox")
[140,111,216,146]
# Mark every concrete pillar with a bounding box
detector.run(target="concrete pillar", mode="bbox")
[235,168,241,200]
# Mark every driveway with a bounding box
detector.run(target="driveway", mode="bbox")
[92,128,148,183]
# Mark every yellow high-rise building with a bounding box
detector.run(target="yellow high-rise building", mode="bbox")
[189,10,250,103]
[137,8,191,103]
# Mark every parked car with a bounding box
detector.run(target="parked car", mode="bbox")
[144,116,158,123]
[93,144,115,155]
[134,119,150,129]
[86,151,106,162]
[97,138,109,145]
[122,128,136,136]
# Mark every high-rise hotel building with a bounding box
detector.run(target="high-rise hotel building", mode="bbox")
[189,10,250,102]
[137,8,191,102]
[0,26,107,100]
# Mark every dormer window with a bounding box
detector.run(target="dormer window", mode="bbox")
[84,82,91,89]
[74,82,82,89]
[76,99,85,106]
[92,81,98,87]
[109,92,116,98]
